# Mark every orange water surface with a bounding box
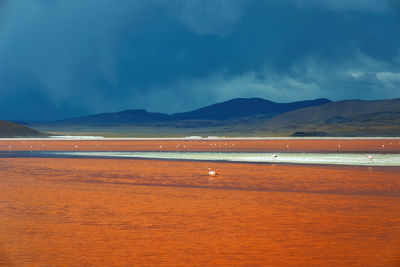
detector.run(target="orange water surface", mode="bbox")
[1,156,400,266]
[1,138,400,152]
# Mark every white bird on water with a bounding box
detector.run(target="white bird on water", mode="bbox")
[271,154,278,161]
[366,154,373,163]
[208,168,217,176]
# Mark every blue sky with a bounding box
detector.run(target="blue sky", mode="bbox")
[1,0,400,120]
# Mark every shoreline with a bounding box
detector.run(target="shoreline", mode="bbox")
[1,136,400,140]
[1,138,400,153]
[2,150,400,167]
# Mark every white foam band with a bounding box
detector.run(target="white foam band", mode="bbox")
[49,151,400,167]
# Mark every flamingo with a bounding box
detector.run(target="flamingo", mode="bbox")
[366,155,373,163]
[208,168,217,176]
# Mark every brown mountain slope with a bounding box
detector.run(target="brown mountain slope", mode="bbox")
[265,98,400,126]
[243,98,400,136]
[0,120,47,137]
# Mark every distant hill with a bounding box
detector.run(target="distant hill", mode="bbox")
[58,109,170,126]
[247,98,400,136]
[265,98,400,126]
[0,120,47,137]
[54,98,332,126]
[170,98,331,121]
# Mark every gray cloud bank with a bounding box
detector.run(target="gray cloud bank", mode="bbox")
[0,0,399,120]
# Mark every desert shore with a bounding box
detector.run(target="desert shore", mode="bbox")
[1,138,400,152]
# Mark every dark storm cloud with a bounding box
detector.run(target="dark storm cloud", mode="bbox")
[291,0,391,13]
[0,0,399,120]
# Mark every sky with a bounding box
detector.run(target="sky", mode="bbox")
[1,0,400,121]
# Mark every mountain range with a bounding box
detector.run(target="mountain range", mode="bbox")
[2,97,400,137]
[55,98,331,126]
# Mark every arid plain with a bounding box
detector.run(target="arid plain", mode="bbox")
[1,139,400,266]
